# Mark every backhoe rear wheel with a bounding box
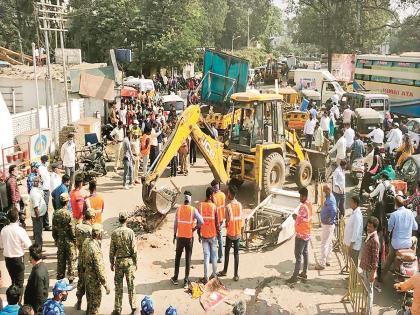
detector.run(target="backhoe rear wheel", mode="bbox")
[295,160,313,188]
[262,152,286,197]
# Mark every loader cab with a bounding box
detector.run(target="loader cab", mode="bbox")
[228,93,285,153]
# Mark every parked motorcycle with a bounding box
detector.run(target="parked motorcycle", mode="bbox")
[75,143,107,184]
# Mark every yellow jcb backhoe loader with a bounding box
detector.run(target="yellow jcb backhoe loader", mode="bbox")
[142,92,313,214]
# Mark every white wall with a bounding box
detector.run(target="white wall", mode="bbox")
[0,92,14,168]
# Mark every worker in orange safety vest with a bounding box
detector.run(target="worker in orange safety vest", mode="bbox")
[171,191,204,289]
[211,179,226,263]
[217,185,243,281]
[197,187,220,284]
[287,187,313,284]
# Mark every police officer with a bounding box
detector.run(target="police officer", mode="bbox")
[110,212,138,315]
[52,193,76,282]
[42,279,74,315]
[74,208,95,310]
[171,191,204,289]
[81,223,110,315]
[217,185,243,281]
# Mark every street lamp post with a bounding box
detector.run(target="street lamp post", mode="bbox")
[231,35,241,54]
[247,9,251,48]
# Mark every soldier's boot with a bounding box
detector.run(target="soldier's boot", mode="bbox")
[111,310,121,315]
[75,298,82,310]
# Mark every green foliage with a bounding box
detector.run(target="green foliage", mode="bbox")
[389,15,420,53]
[231,48,270,68]
[0,0,37,53]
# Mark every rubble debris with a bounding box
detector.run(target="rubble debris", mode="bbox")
[124,205,166,236]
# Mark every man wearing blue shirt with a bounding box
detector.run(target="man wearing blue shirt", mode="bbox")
[383,195,418,276]
[316,184,337,270]
[51,175,72,212]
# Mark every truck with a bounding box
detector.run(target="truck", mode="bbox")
[292,69,345,105]
[199,49,249,138]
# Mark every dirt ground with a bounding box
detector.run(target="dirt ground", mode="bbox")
[0,155,402,314]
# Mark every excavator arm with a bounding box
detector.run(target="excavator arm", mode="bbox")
[142,105,229,213]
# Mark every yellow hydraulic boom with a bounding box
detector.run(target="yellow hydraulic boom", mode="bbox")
[142,105,229,213]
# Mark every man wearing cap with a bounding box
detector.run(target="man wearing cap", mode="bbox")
[52,193,76,283]
[130,119,142,139]
[385,122,403,153]
[29,176,47,249]
[38,155,52,231]
[211,179,226,263]
[138,296,154,315]
[165,306,177,315]
[74,209,95,310]
[81,223,110,315]
[171,191,204,288]
[42,279,73,315]
[110,212,137,315]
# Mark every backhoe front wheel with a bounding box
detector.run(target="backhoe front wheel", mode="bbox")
[295,160,313,188]
[262,153,286,197]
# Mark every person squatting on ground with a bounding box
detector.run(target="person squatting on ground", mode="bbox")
[81,223,110,315]
[217,185,243,281]
[171,191,204,289]
[197,187,220,284]
[110,212,138,315]
[52,192,76,283]
[74,208,95,310]
[287,187,312,284]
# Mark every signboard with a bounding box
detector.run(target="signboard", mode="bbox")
[331,54,355,82]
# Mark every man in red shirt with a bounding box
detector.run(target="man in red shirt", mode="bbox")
[6,165,25,227]
[70,177,85,223]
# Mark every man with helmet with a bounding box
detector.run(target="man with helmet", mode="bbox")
[42,279,74,315]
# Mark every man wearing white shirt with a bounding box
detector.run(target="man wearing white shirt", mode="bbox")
[329,132,347,164]
[303,114,316,149]
[343,196,364,267]
[343,123,355,149]
[29,177,47,249]
[111,121,125,171]
[342,106,354,125]
[320,111,330,137]
[385,122,403,153]
[0,208,32,293]
[50,163,62,193]
[60,133,76,190]
[330,102,340,121]
[370,173,395,203]
[38,155,51,231]
[367,124,384,146]
[332,160,346,218]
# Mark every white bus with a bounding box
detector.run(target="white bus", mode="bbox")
[354,53,420,117]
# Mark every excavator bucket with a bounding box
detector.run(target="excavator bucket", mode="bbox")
[142,181,179,215]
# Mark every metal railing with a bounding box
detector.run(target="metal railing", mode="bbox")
[338,219,370,314]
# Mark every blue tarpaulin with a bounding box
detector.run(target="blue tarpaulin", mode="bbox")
[201,49,249,107]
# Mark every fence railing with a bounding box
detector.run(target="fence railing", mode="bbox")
[338,218,370,314]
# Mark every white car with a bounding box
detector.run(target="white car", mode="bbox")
[406,118,420,151]
[161,94,185,117]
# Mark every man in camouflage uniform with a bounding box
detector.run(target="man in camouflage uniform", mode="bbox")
[110,212,137,315]
[81,223,110,315]
[52,192,76,282]
[74,208,95,310]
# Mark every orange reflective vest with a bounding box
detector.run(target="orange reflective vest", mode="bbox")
[177,204,194,238]
[213,191,226,223]
[199,202,217,239]
[140,134,150,156]
[295,201,312,237]
[226,201,243,238]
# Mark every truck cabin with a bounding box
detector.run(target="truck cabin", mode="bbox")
[341,92,390,114]
[228,93,284,153]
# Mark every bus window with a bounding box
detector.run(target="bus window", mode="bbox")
[391,78,414,86]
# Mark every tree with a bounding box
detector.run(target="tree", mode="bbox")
[389,14,420,53]
[199,0,229,48]
[0,0,37,54]
[262,5,284,51]
[290,0,396,70]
